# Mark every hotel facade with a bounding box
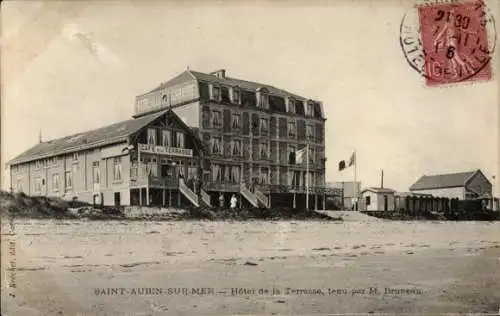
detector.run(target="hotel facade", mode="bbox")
[8,69,339,209]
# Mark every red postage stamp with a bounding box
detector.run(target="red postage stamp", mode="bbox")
[400,0,496,86]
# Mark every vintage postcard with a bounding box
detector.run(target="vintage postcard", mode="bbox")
[1,0,499,315]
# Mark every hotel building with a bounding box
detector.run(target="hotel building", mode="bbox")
[8,69,338,209]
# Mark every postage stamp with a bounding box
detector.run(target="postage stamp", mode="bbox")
[400,0,497,86]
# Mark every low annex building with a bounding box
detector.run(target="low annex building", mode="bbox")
[409,169,492,200]
[7,110,209,207]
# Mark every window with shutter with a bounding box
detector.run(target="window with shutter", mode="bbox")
[212,137,222,154]
[232,114,241,129]
[92,161,100,184]
[260,167,269,184]
[212,86,221,101]
[295,100,305,115]
[176,132,185,148]
[288,121,296,137]
[221,86,231,103]
[147,128,156,145]
[35,178,42,193]
[232,87,241,104]
[113,157,122,181]
[65,171,73,189]
[52,174,60,192]
[288,145,296,164]
[232,139,241,156]
[202,106,211,128]
[260,142,269,159]
[288,97,296,113]
[162,130,171,147]
[212,111,222,128]
[306,124,314,141]
[260,118,269,133]
[16,180,23,193]
[212,164,222,182]
[308,147,315,164]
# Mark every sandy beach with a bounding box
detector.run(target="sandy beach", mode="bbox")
[1,218,499,315]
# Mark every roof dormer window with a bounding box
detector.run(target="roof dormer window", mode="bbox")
[232,86,241,104]
[256,87,269,109]
[221,86,231,103]
[295,100,305,115]
[211,85,221,102]
[314,102,323,118]
[287,97,296,114]
[306,100,314,116]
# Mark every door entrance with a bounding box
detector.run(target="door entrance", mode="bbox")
[114,192,121,206]
[161,164,171,177]
[384,195,388,211]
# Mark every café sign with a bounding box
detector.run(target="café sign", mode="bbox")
[138,143,193,157]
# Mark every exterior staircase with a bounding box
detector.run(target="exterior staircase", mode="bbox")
[179,178,199,207]
[254,187,269,207]
[200,189,212,207]
[240,183,259,207]
[240,183,269,208]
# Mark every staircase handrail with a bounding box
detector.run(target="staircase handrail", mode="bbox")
[179,178,199,206]
[253,187,268,206]
[240,183,258,207]
[200,189,211,207]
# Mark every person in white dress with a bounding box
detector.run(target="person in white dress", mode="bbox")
[230,194,237,209]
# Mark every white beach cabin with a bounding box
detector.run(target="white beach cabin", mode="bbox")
[360,187,396,212]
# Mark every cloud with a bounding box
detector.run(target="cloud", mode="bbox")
[62,23,121,67]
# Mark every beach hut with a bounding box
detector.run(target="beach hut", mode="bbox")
[360,187,396,212]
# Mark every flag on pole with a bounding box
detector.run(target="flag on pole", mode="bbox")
[338,151,356,172]
[348,151,356,167]
[295,147,307,164]
[338,160,346,171]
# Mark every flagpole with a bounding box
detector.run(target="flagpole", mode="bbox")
[306,144,309,210]
[354,149,357,211]
[138,144,142,205]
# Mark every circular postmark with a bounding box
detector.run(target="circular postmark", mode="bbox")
[400,0,496,85]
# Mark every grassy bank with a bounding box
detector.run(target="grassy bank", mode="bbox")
[0,191,80,219]
[0,191,340,221]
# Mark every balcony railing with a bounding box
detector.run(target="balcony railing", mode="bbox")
[129,173,341,196]
[253,184,342,195]
[130,175,179,188]
[205,182,240,191]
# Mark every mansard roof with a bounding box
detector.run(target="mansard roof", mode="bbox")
[146,69,317,101]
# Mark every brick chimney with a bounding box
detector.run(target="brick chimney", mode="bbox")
[210,69,226,79]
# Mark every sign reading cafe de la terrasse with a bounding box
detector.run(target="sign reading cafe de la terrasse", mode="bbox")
[138,143,193,158]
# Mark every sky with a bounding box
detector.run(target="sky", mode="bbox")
[1,0,499,195]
